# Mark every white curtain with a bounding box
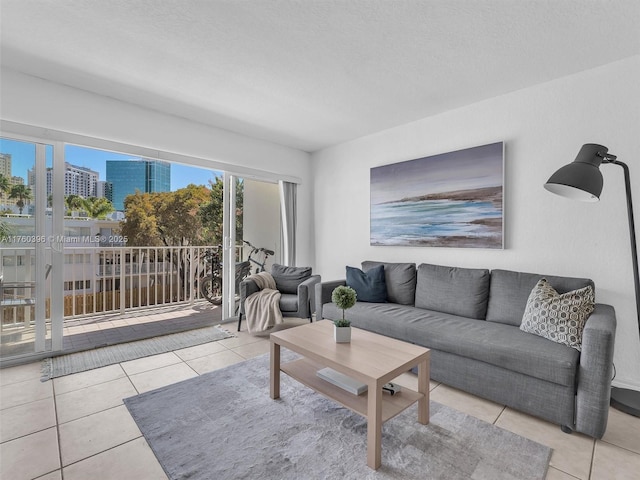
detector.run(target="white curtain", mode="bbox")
[279,181,297,266]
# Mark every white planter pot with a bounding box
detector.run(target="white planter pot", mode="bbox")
[334,325,351,343]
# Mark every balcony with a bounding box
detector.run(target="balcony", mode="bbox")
[1,245,235,360]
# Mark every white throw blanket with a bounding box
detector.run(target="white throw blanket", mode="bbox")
[245,272,283,333]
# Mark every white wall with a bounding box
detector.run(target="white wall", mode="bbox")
[312,55,640,390]
[242,179,281,269]
[0,68,315,268]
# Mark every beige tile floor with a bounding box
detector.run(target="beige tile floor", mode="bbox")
[1,319,639,480]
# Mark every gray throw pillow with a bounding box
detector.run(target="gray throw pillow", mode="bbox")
[520,278,595,351]
[270,264,312,294]
[415,263,490,319]
[361,261,417,305]
[486,269,595,326]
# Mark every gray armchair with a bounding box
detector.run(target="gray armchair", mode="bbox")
[237,264,321,331]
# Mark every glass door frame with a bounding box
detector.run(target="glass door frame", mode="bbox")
[221,173,236,320]
[0,133,64,361]
[49,141,65,351]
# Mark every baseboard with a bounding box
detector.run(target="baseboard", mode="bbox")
[611,379,640,392]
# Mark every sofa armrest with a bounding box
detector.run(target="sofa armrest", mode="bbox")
[239,278,260,315]
[315,279,346,320]
[296,275,321,317]
[575,303,617,438]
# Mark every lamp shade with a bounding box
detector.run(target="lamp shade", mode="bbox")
[544,144,608,202]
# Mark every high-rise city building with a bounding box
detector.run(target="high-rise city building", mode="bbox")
[64,163,99,197]
[0,153,11,177]
[0,153,12,207]
[28,163,100,199]
[95,181,113,202]
[106,159,170,211]
[28,167,51,199]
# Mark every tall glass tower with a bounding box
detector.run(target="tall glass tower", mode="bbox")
[106,160,171,211]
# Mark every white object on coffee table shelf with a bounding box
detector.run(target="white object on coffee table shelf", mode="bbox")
[317,367,368,395]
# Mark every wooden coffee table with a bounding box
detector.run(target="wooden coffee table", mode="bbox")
[270,320,430,469]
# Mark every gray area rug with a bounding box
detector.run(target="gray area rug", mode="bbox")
[124,351,552,480]
[42,325,233,380]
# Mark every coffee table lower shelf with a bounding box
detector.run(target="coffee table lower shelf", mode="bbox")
[280,357,423,423]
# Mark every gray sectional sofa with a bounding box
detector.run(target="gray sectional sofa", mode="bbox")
[315,261,617,438]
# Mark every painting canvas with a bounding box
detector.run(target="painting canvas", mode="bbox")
[370,142,504,248]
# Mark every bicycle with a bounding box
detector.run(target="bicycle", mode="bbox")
[199,248,223,305]
[241,239,274,275]
[199,241,274,305]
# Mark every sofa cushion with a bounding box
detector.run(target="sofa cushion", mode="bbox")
[320,302,579,387]
[271,264,312,294]
[362,260,416,305]
[486,269,595,326]
[362,261,417,305]
[346,265,387,303]
[520,278,595,351]
[415,263,490,319]
[278,293,298,312]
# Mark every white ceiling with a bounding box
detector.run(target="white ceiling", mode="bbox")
[1,0,639,152]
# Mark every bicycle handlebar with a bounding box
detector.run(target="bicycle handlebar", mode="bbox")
[242,240,273,257]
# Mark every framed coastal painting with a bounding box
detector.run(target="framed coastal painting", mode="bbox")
[370,142,504,248]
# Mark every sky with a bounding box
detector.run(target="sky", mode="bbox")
[370,142,504,204]
[0,138,222,190]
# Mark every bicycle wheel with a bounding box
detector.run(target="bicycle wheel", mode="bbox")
[200,276,223,305]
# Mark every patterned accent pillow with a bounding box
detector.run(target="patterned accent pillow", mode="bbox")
[520,278,595,351]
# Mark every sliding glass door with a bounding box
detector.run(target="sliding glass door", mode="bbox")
[0,130,290,361]
[0,137,63,362]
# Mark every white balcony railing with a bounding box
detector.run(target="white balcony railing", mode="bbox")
[0,245,234,329]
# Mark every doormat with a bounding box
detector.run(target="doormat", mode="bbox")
[41,325,233,380]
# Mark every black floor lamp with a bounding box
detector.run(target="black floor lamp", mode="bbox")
[544,143,640,417]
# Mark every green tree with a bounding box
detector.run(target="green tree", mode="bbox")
[81,197,115,219]
[0,219,13,242]
[119,191,160,246]
[0,174,10,195]
[156,185,211,246]
[65,194,84,215]
[121,185,214,299]
[121,185,211,247]
[198,177,244,247]
[0,176,13,240]
[8,184,32,214]
[0,175,11,238]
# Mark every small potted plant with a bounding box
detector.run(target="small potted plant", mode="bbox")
[331,285,357,343]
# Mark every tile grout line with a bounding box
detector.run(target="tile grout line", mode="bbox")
[598,437,640,456]
[119,362,141,396]
[492,405,508,426]
[588,438,597,480]
[51,377,65,480]
[56,403,129,428]
[57,436,146,473]
[548,466,582,479]
[179,354,202,377]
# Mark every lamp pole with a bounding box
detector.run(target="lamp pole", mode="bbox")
[545,144,640,417]
[605,158,640,417]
